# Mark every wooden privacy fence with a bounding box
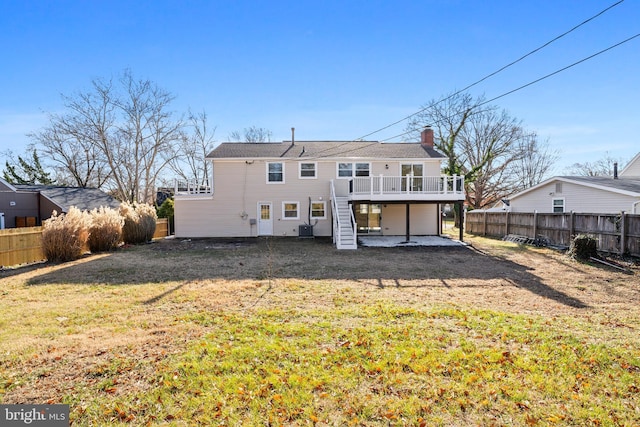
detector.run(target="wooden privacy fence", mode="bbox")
[1,219,170,268]
[153,218,169,239]
[0,226,46,267]
[465,211,640,257]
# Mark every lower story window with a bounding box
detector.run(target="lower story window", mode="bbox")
[283,201,299,219]
[311,201,326,219]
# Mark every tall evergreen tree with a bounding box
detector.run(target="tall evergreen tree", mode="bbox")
[2,150,54,185]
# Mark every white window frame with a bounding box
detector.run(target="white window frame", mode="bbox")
[267,162,285,184]
[552,198,565,213]
[336,162,370,178]
[310,201,327,220]
[282,201,300,220]
[299,162,317,179]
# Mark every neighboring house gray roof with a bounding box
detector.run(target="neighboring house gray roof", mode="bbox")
[207,141,445,159]
[510,176,640,200]
[13,185,121,212]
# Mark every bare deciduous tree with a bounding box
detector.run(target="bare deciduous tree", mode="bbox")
[407,92,557,210]
[166,109,216,188]
[29,120,112,188]
[507,135,558,190]
[29,70,182,203]
[229,126,272,142]
[564,153,626,177]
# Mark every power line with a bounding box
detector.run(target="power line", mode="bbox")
[379,32,640,143]
[355,0,626,141]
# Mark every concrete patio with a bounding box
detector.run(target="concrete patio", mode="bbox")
[357,235,467,247]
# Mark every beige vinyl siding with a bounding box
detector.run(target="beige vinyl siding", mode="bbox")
[175,158,444,238]
[176,159,335,237]
[381,204,438,235]
[356,160,441,178]
[510,180,638,214]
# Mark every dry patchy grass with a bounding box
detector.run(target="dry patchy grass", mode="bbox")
[0,235,639,425]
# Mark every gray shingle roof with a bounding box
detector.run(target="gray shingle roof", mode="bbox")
[557,176,640,195]
[14,185,121,212]
[208,141,444,159]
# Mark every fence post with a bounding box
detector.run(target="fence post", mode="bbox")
[505,211,510,236]
[569,211,575,243]
[483,210,487,236]
[620,211,626,256]
[532,211,538,239]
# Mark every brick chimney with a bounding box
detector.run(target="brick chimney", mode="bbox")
[421,127,434,148]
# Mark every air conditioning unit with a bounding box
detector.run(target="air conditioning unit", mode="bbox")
[298,224,314,238]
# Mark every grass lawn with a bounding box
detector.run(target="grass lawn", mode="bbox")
[1,235,639,426]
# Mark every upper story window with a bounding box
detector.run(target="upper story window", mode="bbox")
[337,162,370,178]
[299,162,317,179]
[267,162,284,183]
[552,198,565,213]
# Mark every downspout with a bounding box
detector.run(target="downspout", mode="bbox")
[37,191,42,225]
[633,200,640,214]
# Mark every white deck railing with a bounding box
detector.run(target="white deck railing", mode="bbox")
[174,179,213,196]
[350,175,464,198]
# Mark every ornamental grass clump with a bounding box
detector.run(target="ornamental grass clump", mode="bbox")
[88,206,124,252]
[568,234,598,260]
[41,207,90,262]
[120,202,157,244]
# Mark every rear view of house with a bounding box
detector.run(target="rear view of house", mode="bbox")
[174,128,465,249]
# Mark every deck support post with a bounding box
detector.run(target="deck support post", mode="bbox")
[405,203,411,242]
[458,201,464,242]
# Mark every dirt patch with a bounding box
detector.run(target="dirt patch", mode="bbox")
[150,237,258,251]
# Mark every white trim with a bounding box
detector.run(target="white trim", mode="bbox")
[266,161,285,184]
[282,201,300,220]
[336,161,371,179]
[310,201,327,220]
[298,161,317,179]
[0,177,18,192]
[620,153,640,176]
[552,197,565,213]
[257,201,273,235]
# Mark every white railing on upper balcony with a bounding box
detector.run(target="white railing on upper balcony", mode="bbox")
[174,179,213,196]
[350,175,464,196]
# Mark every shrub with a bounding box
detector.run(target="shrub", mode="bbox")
[41,207,90,262]
[568,234,598,260]
[157,197,174,219]
[120,202,157,244]
[88,206,123,252]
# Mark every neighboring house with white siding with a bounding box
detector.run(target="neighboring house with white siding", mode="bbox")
[173,128,466,249]
[621,153,640,177]
[507,154,640,214]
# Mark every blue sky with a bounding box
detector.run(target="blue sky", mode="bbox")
[1,0,638,173]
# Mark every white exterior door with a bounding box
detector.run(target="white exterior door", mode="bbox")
[257,202,273,235]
